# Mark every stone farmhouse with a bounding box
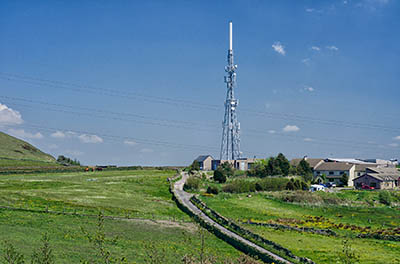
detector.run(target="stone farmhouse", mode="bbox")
[353,167,400,189]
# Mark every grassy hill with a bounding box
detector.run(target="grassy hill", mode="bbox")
[0,131,55,163]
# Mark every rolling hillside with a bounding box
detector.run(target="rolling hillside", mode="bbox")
[0,131,55,163]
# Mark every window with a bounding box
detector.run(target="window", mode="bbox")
[371,182,377,188]
[329,178,334,182]
[340,171,344,175]
[329,171,334,175]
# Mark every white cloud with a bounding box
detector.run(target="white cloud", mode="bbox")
[78,134,103,144]
[51,131,66,138]
[272,42,286,55]
[283,125,300,132]
[302,58,311,65]
[305,8,315,12]
[303,86,315,92]
[303,138,314,142]
[311,46,320,51]
[0,103,23,126]
[326,45,339,51]
[65,150,84,156]
[124,140,137,146]
[268,130,276,134]
[388,143,399,147]
[140,148,153,153]
[7,128,43,139]
[393,136,400,141]
[50,130,103,144]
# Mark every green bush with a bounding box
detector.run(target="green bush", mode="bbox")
[379,191,392,206]
[213,170,227,183]
[222,179,256,193]
[183,177,201,191]
[286,180,295,190]
[206,186,219,195]
[255,177,289,191]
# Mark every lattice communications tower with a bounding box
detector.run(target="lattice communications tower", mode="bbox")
[220,21,241,160]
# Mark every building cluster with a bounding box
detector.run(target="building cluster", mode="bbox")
[194,155,399,190]
[194,155,258,171]
[291,157,399,189]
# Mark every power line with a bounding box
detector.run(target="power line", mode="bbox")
[1,71,399,132]
[1,95,394,152]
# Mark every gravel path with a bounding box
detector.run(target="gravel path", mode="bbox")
[173,173,292,264]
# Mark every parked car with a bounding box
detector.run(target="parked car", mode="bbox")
[310,184,325,192]
[325,182,337,188]
[361,184,374,190]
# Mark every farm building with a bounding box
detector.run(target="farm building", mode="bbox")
[211,158,259,171]
[353,167,400,189]
[194,155,214,171]
[313,162,356,186]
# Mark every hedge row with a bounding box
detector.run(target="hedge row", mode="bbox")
[190,196,314,264]
[169,177,291,264]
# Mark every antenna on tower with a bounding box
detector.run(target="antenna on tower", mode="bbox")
[220,21,241,160]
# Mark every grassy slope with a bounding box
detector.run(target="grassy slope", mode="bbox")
[200,192,400,263]
[0,169,185,219]
[0,169,241,263]
[0,131,55,163]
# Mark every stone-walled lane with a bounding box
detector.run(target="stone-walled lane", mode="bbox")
[172,172,293,264]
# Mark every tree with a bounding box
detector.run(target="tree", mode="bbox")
[340,173,349,186]
[297,159,313,182]
[275,153,291,176]
[191,160,200,171]
[57,155,81,166]
[219,162,234,178]
[213,170,226,183]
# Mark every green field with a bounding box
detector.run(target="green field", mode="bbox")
[199,191,400,263]
[0,169,242,263]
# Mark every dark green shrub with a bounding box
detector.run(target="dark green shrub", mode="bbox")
[286,180,295,190]
[206,186,219,195]
[184,177,201,191]
[255,177,289,191]
[213,170,227,183]
[379,191,392,206]
[340,173,349,186]
[222,179,256,193]
[300,181,309,190]
[219,162,234,178]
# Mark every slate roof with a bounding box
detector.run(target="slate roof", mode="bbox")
[314,162,354,171]
[195,155,213,162]
[354,173,399,182]
[354,164,379,172]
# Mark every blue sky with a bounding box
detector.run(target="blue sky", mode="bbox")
[0,0,399,166]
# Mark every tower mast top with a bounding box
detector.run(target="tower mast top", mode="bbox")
[229,21,233,51]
